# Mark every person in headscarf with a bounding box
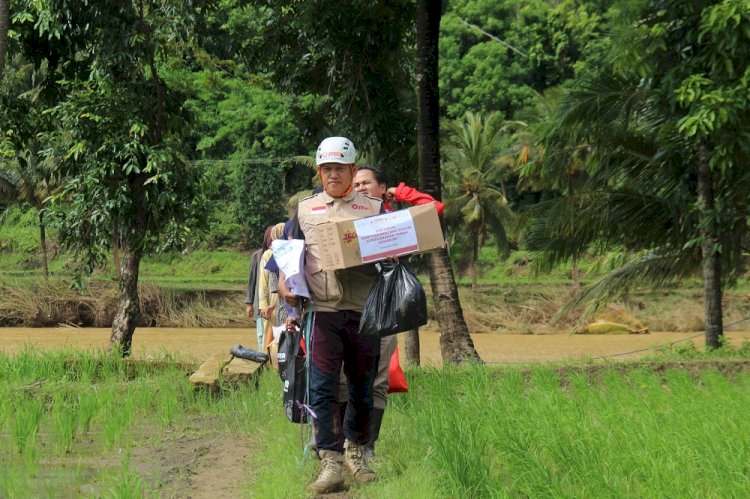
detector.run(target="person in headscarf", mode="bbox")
[245,225,274,351]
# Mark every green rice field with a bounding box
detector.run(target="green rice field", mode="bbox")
[1,348,749,497]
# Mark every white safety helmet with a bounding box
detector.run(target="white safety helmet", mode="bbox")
[316,136,356,166]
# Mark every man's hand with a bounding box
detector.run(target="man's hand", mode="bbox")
[245,304,253,318]
[277,271,299,308]
[260,305,274,320]
[280,289,299,308]
[385,187,396,201]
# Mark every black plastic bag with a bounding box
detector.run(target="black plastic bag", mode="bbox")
[277,325,308,423]
[359,262,428,337]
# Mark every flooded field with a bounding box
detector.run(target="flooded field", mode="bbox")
[2,326,750,364]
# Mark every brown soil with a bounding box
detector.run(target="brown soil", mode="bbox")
[3,326,750,365]
[130,430,256,499]
[33,421,255,498]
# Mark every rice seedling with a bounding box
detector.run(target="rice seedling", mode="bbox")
[0,386,10,431]
[102,387,136,450]
[11,397,44,455]
[51,389,79,455]
[0,463,30,499]
[70,349,101,382]
[156,377,179,428]
[345,364,750,498]
[3,345,750,497]
[106,471,148,499]
[77,389,99,433]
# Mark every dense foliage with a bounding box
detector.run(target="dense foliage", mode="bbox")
[2,0,748,346]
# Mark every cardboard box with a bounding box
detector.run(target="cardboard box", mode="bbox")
[316,202,445,270]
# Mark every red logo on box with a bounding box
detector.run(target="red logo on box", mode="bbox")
[342,231,357,244]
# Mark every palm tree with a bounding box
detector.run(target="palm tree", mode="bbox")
[1,55,61,279]
[443,112,515,289]
[532,60,750,348]
[416,0,480,364]
[507,89,590,286]
[0,147,60,278]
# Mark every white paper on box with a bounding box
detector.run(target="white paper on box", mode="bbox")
[353,209,419,263]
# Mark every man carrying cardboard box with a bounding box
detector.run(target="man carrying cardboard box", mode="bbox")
[280,136,383,494]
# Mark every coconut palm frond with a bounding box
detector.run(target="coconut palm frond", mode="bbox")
[559,252,699,319]
[523,193,607,274]
[291,155,316,169]
[0,175,18,200]
[286,189,314,213]
[485,214,511,257]
[586,246,634,276]
[460,195,481,225]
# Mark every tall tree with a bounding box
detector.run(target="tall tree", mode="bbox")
[0,0,8,77]
[243,0,417,180]
[173,65,305,248]
[443,112,515,289]
[531,0,750,348]
[0,146,59,278]
[27,1,209,355]
[439,0,607,119]
[417,0,480,363]
[1,50,62,279]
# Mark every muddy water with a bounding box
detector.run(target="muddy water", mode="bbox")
[3,327,750,365]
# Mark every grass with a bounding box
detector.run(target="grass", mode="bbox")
[379,363,750,498]
[1,348,750,497]
[255,356,750,497]
[0,348,227,496]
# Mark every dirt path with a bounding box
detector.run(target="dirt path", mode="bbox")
[132,431,256,499]
[77,426,256,498]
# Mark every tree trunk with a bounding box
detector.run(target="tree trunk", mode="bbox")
[571,258,580,288]
[112,222,121,280]
[403,328,420,367]
[416,0,442,201]
[471,230,479,291]
[568,174,580,288]
[0,0,8,78]
[109,239,142,356]
[697,144,723,349]
[417,0,480,364]
[428,249,481,363]
[38,210,49,279]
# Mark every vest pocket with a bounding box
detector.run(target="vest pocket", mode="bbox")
[338,266,377,307]
[305,249,342,304]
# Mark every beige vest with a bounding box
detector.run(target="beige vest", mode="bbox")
[298,190,382,312]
